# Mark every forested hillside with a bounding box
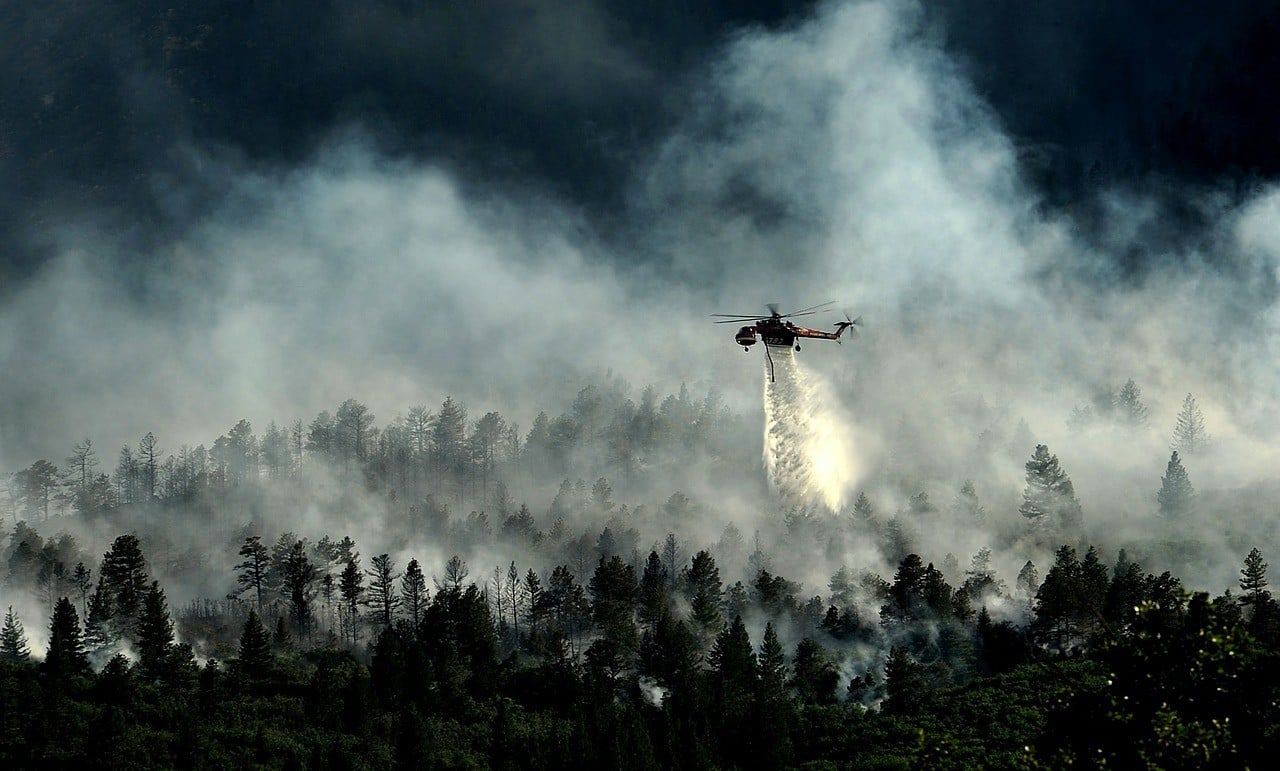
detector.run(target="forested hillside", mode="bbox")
[2,376,1279,768]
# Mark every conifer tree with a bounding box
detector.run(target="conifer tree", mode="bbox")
[366,553,401,630]
[137,581,175,679]
[281,540,317,638]
[883,646,926,714]
[100,533,148,621]
[1,606,30,664]
[852,491,875,523]
[1114,378,1150,428]
[44,597,88,677]
[1171,392,1209,454]
[237,609,273,677]
[72,562,92,619]
[234,535,270,611]
[1240,548,1270,610]
[1157,451,1195,520]
[683,550,724,635]
[339,557,365,646]
[954,480,986,524]
[400,558,427,627]
[1019,445,1083,532]
[790,637,838,704]
[84,579,116,657]
[757,622,787,699]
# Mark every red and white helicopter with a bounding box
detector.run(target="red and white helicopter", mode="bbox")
[712,301,862,381]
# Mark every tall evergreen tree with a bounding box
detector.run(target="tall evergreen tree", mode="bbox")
[99,533,148,622]
[281,540,318,638]
[400,558,427,627]
[682,550,724,636]
[44,597,88,677]
[1019,444,1083,532]
[366,553,401,630]
[852,491,875,523]
[234,535,270,611]
[1171,392,1209,454]
[883,646,927,714]
[0,606,30,664]
[237,608,273,677]
[1157,451,1195,520]
[136,581,174,680]
[1114,378,1150,428]
[339,557,365,646]
[638,550,669,628]
[790,637,838,704]
[1240,548,1270,611]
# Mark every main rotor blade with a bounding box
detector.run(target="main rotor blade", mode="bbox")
[711,313,768,319]
[766,302,781,316]
[714,318,759,324]
[783,300,836,316]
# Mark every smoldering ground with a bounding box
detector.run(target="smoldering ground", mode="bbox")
[5,0,1280,660]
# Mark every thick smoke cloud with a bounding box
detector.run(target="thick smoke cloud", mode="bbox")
[5,0,1280,603]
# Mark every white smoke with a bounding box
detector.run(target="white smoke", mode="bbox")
[763,348,868,511]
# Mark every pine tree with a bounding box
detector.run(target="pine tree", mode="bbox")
[682,550,724,635]
[100,533,148,622]
[400,558,427,627]
[72,562,92,620]
[1171,393,1209,454]
[44,597,88,677]
[1157,451,1195,520]
[1240,548,1270,610]
[281,541,317,639]
[1,606,30,664]
[883,646,926,714]
[852,491,875,523]
[84,579,116,657]
[136,581,174,680]
[366,553,401,630]
[1019,444,1083,532]
[235,535,270,611]
[339,557,365,646]
[1016,560,1040,603]
[757,622,787,698]
[790,637,838,704]
[1114,378,1149,428]
[237,609,273,676]
[953,480,986,524]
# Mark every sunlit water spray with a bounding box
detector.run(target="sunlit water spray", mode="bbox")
[762,348,860,511]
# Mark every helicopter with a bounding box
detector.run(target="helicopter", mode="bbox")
[712,301,862,381]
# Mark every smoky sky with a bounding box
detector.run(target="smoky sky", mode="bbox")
[5,0,1280,289]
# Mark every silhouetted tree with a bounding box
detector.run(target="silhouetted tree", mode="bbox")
[100,534,148,622]
[683,550,724,636]
[400,558,427,627]
[1157,451,1195,520]
[281,540,317,638]
[0,606,30,664]
[366,553,401,630]
[44,597,88,678]
[234,535,270,611]
[136,581,174,680]
[237,608,272,678]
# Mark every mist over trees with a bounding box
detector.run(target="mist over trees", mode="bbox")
[1,368,1277,765]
